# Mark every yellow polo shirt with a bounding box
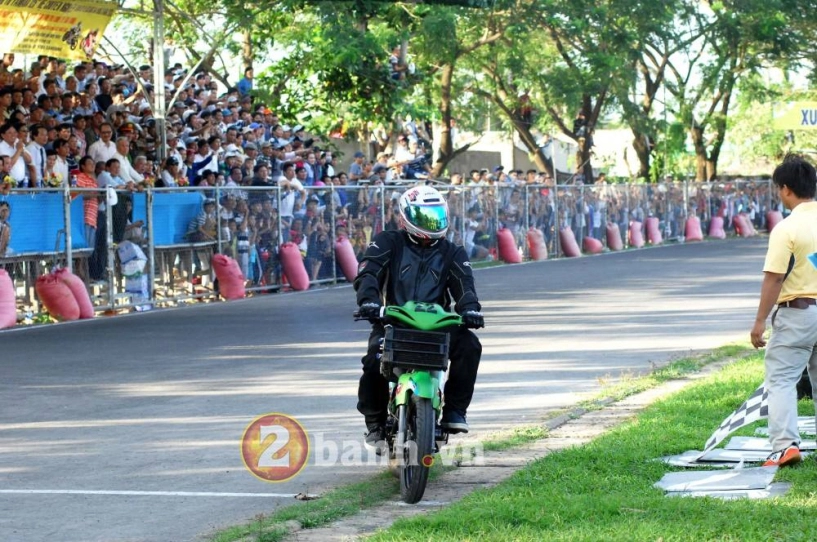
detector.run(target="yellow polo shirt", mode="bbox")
[763,200,817,303]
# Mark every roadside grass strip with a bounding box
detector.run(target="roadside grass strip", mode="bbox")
[368,354,817,542]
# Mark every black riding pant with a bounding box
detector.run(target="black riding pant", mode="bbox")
[357,324,482,426]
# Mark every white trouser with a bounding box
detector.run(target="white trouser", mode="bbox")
[765,304,817,451]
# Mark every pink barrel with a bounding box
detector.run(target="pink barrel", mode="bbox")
[583,236,603,254]
[733,214,752,237]
[629,221,644,248]
[684,216,703,242]
[212,254,246,300]
[527,228,548,261]
[54,268,94,319]
[559,228,581,257]
[645,217,663,245]
[766,211,783,232]
[497,228,522,263]
[279,242,310,291]
[708,216,726,239]
[36,273,80,321]
[335,236,359,281]
[0,269,15,329]
[606,223,623,251]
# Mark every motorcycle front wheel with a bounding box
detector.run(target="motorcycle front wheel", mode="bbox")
[399,393,435,504]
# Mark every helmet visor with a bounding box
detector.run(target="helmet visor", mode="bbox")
[406,204,448,233]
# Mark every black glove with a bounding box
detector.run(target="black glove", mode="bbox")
[461,310,484,329]
[358,302,382,320]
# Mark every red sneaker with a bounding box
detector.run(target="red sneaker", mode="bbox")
[763,445,802,467]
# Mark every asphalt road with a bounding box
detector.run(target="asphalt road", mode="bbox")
[0,237,768,542]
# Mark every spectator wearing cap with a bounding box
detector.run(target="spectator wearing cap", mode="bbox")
[348,151,366,185]
[191,136,218,180]
[113,136,143,184]
[238,67,253,97]
[159,156,184,187]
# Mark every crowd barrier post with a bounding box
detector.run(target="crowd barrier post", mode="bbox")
[62,183,73,274]
[330,183,338,284]
[215,185,223,256]
[105,194,116,310]
[146,188,156,301]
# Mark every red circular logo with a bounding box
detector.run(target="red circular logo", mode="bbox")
[241,413,310,483]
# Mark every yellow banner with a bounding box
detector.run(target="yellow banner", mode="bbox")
[772,101,817,131]
[0,0,117,61]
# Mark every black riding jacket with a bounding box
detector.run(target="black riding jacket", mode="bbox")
[354,230,481,314]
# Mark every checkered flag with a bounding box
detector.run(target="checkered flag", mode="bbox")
[702,384,768,453]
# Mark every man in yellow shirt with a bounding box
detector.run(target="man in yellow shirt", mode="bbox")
[751,154,817,467]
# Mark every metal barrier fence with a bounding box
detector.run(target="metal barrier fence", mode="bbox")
[0,179,777,322]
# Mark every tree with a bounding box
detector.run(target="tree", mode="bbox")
[664,0,814,180]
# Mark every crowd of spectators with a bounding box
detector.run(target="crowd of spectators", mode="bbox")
[0,53,783,292]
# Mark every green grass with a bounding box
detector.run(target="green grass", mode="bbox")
[368,354,817,542]
[578,343,754,410]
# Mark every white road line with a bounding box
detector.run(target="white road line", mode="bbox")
[0,489,299,498]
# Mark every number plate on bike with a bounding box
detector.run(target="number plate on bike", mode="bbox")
[382,326,449,371]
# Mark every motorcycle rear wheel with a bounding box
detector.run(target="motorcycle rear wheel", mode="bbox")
[399,394,435,504]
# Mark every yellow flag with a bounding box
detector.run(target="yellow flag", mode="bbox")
[772,102,817,131]
[0,0,117,61]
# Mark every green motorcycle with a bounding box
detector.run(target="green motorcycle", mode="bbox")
[356,301,462,503]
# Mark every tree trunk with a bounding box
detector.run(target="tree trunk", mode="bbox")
[511,122,552,176]
[631,130,651,179]
[431,64,454,177]
[242,30,253,73]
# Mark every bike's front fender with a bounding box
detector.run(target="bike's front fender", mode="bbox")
[393,372,441,410]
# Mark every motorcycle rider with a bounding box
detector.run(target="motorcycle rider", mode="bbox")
[354,185,484,452]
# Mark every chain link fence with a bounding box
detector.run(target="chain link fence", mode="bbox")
[0,179,776,322]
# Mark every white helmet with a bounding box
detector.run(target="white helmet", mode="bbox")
[397,185,449,240]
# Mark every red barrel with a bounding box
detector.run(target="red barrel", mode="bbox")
[583,236,603,254]
[559,228,581,257]
[645,217,663,245]
[708,216,726,239]
[279,242,310,291]
[766,211,783,232]
[605,223,623,251]
[0,269,15,329]
[335,236,358,281]
[36,273,80,321]
[629,221,645,248]
[526,228,548,261]
[497,228,522,263]
[54,268,94,319]
[684,216,703,242]
[212,254,246,300]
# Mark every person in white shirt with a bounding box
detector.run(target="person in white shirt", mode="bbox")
[0,122,30,184]
[26,124,48,187]
[113,136,143,184]
[52,139,71,185]
[87,122,116,165]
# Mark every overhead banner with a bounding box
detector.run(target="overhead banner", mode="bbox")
[772,101,817,131]
[0,0,117,61]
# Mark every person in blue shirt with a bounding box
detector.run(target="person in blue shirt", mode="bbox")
[237,67,253,97]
